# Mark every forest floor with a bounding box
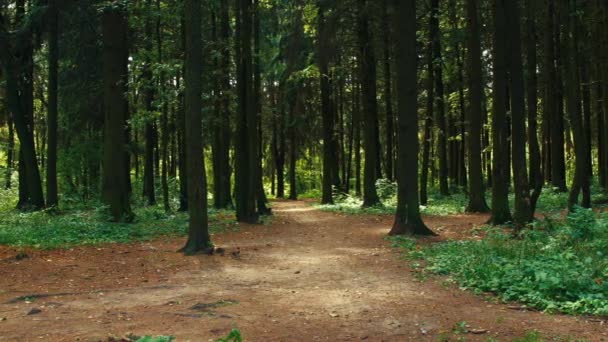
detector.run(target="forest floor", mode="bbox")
[0,200,606,342]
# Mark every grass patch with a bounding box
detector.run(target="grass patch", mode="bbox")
[391,208,608,316]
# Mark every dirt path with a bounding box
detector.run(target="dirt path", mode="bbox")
[0,200,605,341]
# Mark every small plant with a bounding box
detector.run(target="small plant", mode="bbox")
[217,329,243,342]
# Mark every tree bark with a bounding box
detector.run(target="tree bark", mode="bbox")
[489,0,512,225]
[389,0,435,236]
[358,0,381,207]
[101,5,132,222]
[181,0,212,254]
[46,0,59,207]
[465,0,489,213]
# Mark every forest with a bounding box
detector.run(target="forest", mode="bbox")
[0,0,608,340]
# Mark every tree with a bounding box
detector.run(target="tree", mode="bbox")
[488,0,512,225]
[357,0,380,207]
[506,0,534,225]
[46,0,59,208]
[180,0,212,254]
[101,4,132,222]
[431,0,449,196]
[0,2,45,211]
[464,0,489,213]
[211,0,233,210]
[389,0,435,236]
[318,1,335,205]
[235,0,258,223]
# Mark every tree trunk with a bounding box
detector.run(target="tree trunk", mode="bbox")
[506,0,534,226]
[101,5,132,222]
[5,116,14,189]
[389,0,435,236]
[358,0,380,207]
[489,0,512,225]
[181,0,212,254]
[318,3,334,205]
[525,0,543,213]
[235,0,258,222]
[431,0,449,196]
[382,0,394,182]
[420,40,433,206]
[46,0,59,208]
[211,0,233,209]
[465,0,489,213]
[157,0,170,212]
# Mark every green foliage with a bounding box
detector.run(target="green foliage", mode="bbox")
[391,209,608,316]
[316,180,468,216]
[217,329,243,342]
[0,188,237,249]
[135,336,174,342]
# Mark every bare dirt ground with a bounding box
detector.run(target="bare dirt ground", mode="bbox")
[0,200,606,342]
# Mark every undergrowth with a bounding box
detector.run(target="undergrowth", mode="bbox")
[391,208,608,316]
[0,200,237,249]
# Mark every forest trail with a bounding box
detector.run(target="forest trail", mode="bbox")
[0,201,606,341]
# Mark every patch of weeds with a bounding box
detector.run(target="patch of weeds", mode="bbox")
[391,208,608,316]
[135,336,174,342]
[453,321,468,334]
[217,329,243,342]
[513,331,542,342]
[0,201,237,249]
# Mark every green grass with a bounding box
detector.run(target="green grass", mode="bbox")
[391,208,608,316]
[0,199,237,250]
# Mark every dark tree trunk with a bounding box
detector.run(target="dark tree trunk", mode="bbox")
[177,24,188,212]
[431,0,449,196]
[211,0,233,209]
[506,0,534,226]
[358,0,380,207]
[318,3,334,205]
[253,0,270,215]
[235,0,258,222]
[525,0,543,213]
[383,0,394,182]
[157,0,170,212]
[420,40,433,206]
[547,0,568,192]
[181,0,212,254]
[489,0,512,225]
[142,0,156,206]
[389,0,435,236]
[563,0,590,210]
[465,0,489,213]
[354,81,362,197]
[101,6,132,222]
[46,0,59,208]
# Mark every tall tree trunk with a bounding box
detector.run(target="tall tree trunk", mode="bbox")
[563,0,589,210]
[142,0,156,206]
[506,0,534,226]
[354,81,362,197]
[465,0,489,213]
[318,3,334,205]
[389,0,435,236]
[253,0,270,215]
[382,0,394,182]
[181,0,211,254]
[525,0,543,213]
[101,5,132,222]
[489,0,512,225]
[358,0,380,207]
[212,0,233,209]
[235,0,258,222]
[431,0,449,196]
[549,1,568,192]
[46,0,59,207]
[420,40,433,206]
[157,0,170,212]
